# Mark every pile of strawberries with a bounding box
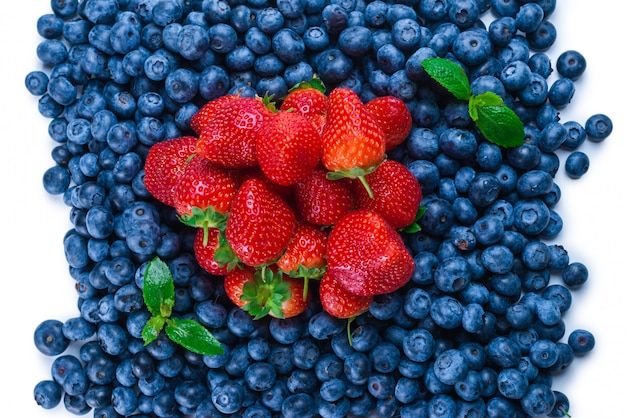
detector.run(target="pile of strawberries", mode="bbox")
[143,80,423,321]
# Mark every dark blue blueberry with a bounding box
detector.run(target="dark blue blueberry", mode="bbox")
[314,48,353,85]
[452,28,492,67]
[548,77,575,108]
[475,142,503,172]
[176,24,210,60]
[430,295,463,330]
[515,2,544,33]
[439,128,477,160]
[257,7,285,34]
[84,354,117,385]
[585,113,613,142]
[526,19,557,51]
[567,329,595,355]
[43,165,72,195]
[486,336,522,369]
[209,22,238,54]
[272,28,306,64]
[34,319,70,357]
[520,383,556,416]
[496,368,529,400]
[308,311,345,341]
[519,71,550,107]
[343,352,371,386]
[419,197,454,236]
[281,393,317,418]
[556,49,586,80]
[391,18,421,51]
[434,256,471,292]
[255,53,286,77]
[419,0,450,22]
[468,173,500,208]
[337,25,372,58]
[284,61,315,87]
[562,261,588,288]
[62,316,96,341]
[302,25,330,52]
[488,16,516,47]
[256,75,288,98]
[500,60,531,92]
[403,287,432,319]
[471,74,506,98]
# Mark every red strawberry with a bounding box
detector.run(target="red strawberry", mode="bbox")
[293,168,355,226]
[196,96,272,169]
[276,220,328,298]
[319,270,373,319]
[256,110,322,186]
[353,159,423,230]
[190,95,241,136]
[321,88,386,198]
[194,227,238,276]
[280,78,327,121]
[174,155,238,228]
[326,209,414,296]
[143,136,197,207]
[225,178,296,267]
[223,265,310,319]
[365,95,413,150]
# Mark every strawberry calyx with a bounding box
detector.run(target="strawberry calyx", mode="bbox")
[212,232,241,272]
[288,76,326,94]
[400,206,427,234]
[179,206,229,246]
[240,267,292,319]
[261,93,278,113]
[326,166,377,199]
[285,264,327,300]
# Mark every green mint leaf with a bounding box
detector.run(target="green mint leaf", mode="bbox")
[473,103,525,148]
[165,318,224,356]
[143,257,175,318]
[421,57,472,101]
[468,92,504,123]
[142,315,166,345]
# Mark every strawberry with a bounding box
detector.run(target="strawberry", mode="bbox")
[225,178,296,267]
[190,94,241,136]
[174,155,239,239]
[276,220,328,298]
[353,159,423,230]
[365,95,413,150]
[196,96,272,169]
[326,209,414,296]
[194,227,238,276]
[223,265,311,319]
[143,136,198,207]
[256,110,322,186]
[293,168,355,226]
[280,78,328,132]
[321,88,386,198]
[319,270,373,319]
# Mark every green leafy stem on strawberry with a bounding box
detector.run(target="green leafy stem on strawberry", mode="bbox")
[240,267,294,319]
[179,205,229,246]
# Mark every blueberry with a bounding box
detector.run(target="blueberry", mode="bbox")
[585,113,613,142]
[314,48,353,85]
[556,49,586,80]
[520,383,556,416]
[564,151,589,179]
[452,28,492,66]
[527,19,557,51]
[562,261,589,288]
[567,329,595,355]
[281,393,317,418]
[486,336,522,369]
[515,2,544,33]
[391,18,422,51]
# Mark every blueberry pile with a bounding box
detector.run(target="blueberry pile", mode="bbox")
[28,0,612,417]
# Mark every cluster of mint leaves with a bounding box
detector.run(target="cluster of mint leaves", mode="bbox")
[421,57,525,148]
[141,256,223,355]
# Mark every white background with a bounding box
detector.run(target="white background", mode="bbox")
[0,1,623,417]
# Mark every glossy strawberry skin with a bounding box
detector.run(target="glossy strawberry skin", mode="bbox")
[353,159,423,229]
[319,270,373,319]
[321,88,386,176]
[293,168,355,226]
[194,227,230,276]
[143,136,197,207]
[190,95,241,136]
[196,97,271,169]
[256,110,322,186]
[225,178,296,267]
[276,220,328,277]
[365,95,413,150]
[326,209,414,296]
[173,155,239,218]
[281,85,327,119]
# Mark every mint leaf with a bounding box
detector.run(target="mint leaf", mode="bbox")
[473,103,525,148]
[165,318,224,355]
[421,57,472,101]
[142,315,166,345]
[143,257,175,318]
